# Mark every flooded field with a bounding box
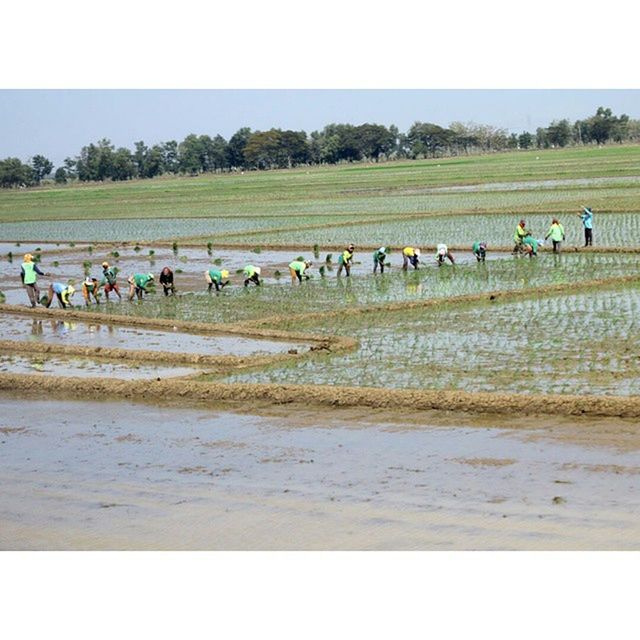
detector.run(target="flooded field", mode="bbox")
[0,354,196,379]
[0,314,302,356]
[1,396,638,550]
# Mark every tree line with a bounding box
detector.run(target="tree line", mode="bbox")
[1,106,639,188]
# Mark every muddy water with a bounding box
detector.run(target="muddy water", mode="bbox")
[1,316,301,356]
[1,396,638,550]
[0,354,196,379]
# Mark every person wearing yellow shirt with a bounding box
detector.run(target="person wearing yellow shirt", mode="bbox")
[545,218,566,253]
[402,247,421,270]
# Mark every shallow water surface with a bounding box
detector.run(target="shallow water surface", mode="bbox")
[1,397,638,550]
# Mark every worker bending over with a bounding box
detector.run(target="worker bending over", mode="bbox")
[82,277,100,305]
[472,241,487,262]
[128,273,154,301]
[373,247,388,274]
[205,269,230,292]
[436,244,455,266]
[45,283,75,309]
[402,247,421,270]
[289,260,312,283]
[243,265,261,286]
[336,244,355,277]
[513,219,530,253]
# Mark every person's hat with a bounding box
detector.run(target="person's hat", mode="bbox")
[480,242,487,248]
[414,248,421,256]
[67,285,75,295]
[84,277,92,285]
[348,244,355,250]
[254,266,262,275]
[23,253,33,262]
[379,247,386,254]
[305,261,312,267]
[221,270,229,278]
[148,273,154,279]
[102,261,109,268]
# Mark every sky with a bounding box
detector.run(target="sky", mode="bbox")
[1,89,639,166]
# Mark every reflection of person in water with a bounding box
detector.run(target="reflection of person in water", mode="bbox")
[31,320,43,336]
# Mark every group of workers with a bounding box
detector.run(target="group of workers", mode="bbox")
[18,208,596,308]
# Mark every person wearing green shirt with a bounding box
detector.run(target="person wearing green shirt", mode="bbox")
[205,268,230,292]
[20,253,49,308]
[545,218,566,253]
[289,260,312,283]
[243,265,261,287]
[82,277,100,306]
[523,236,539,257]
[472,241,487,262]
[101,261,121,301]
[373,247,388,274]
[336,244,355,277]
[128,273,154,301]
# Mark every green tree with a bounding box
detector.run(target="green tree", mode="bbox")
[518,132,534,149]
[163,140,179,173]
[547,119,571,147]
[54,167,67,184]
[0,157,34,188]
[111,147,135,181]
[226,127,252,168]
[30,155,53,183]
[178,134,204,175]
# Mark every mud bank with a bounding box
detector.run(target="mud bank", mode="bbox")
[0,339,312,371]
[4,374,640,418]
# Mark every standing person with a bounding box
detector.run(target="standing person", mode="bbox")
[545,218,566,253]
[472,241,487,262]
[44,283,75,309]
[243,265,261,287]
[159,267,175,296]
[101,262,121,301]
[205,269,230,292]
[81,277,100,306]
[513,219,530,253]
[128,273,154,301]
[20,253,48,308]
[373,247,388,274]
[436,244,455,266]
[336,244,355,277]
[579,206,594,246]
[289,260,312,283]
[402,247,421,270]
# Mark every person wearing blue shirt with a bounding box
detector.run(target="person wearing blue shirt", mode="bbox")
[580,206,593,247]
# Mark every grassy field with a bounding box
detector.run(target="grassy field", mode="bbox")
[1,145,639,226]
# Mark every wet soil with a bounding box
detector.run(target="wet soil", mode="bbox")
[1,395,637,550]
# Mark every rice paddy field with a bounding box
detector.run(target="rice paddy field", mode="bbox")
[2,144,640,550]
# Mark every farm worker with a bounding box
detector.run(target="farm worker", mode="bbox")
[289,260,312,283]
[436,244,455,266]
[373,247,388,274]
[336,244,355,277]
[545,218,566,253]
[81,277,100,305]
[522,236,539,257]
[513,219,530,252]
[243,265,261,287]
[128,273,154,301]
[472,241,487,262]
[402,247,421,270]
[44,282,75,309]
[20,253,48,308]
[205,269,230,292]
[159,267,175,296]
[101,262,121,301]
[579,206,593,247]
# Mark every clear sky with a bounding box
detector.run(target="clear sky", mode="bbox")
[1,89,639,166]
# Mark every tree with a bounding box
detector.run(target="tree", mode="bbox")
[111,148,135,181]
[518,132,534,149]
[226,127,252,169]
[63,157,77,179]
[133,141,148,178]
[54,167,67,184]
[0,157,34,188]
[163,140,179,174]
[178,134,204,175]
[507,133,519,149]
[145,145,165,178]
[546,119,572,147]
[30,155,53,184]
[356,123,395,160]
[536,127,550,149]
[407,122,452,157]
